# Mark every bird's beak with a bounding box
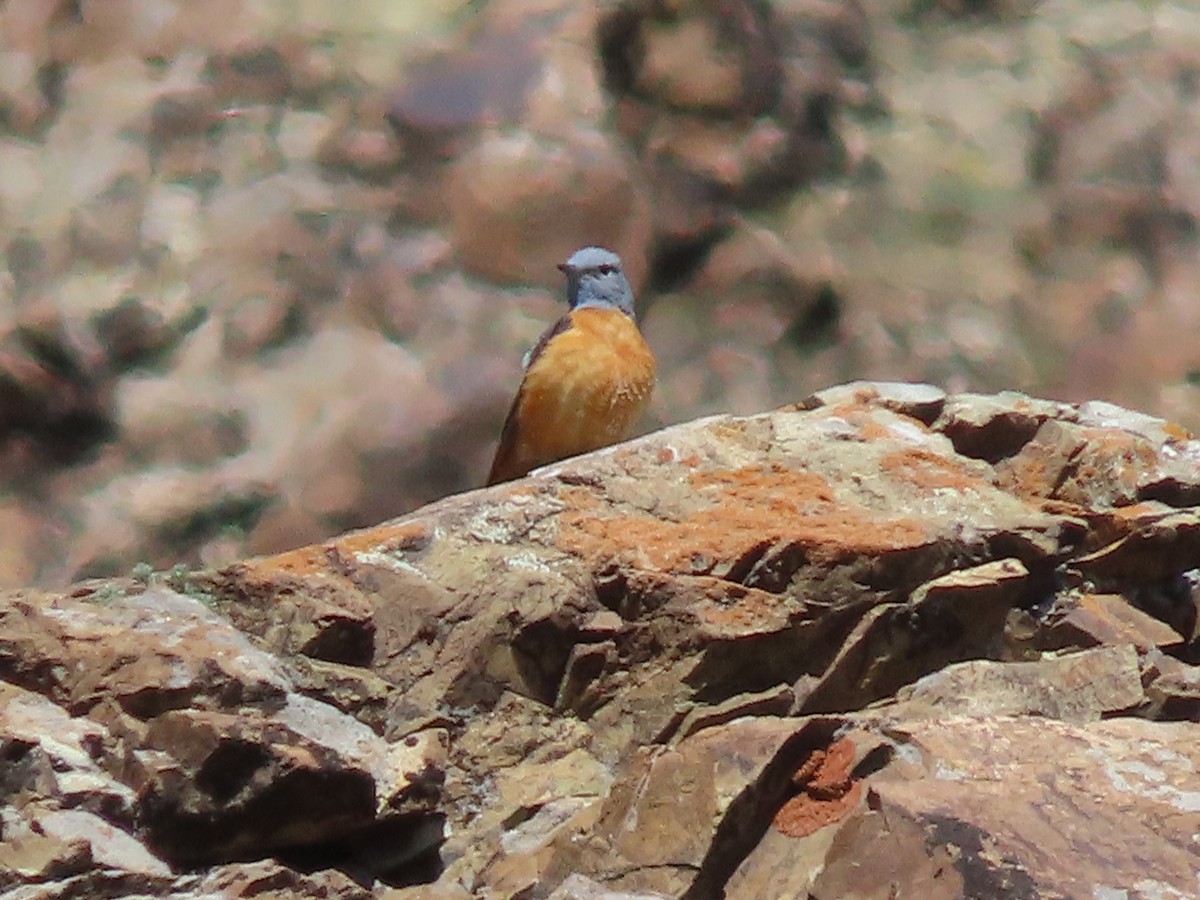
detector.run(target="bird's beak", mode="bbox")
[556,263,570,274]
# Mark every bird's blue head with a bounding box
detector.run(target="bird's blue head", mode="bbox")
[558,247,636,318]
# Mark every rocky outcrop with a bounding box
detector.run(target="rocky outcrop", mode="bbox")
[2,385,1198,898]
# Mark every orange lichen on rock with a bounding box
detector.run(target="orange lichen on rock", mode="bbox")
[331,521,434,558]
[1075,427,1160,472]
[1001,452,1059,501]
[231,521,432,584]
[773,737,863,838]
[697,586,782,631]
[555,464,928,573]
[688,466,837,506]
[237,545,331,580]
[880,448,991,492]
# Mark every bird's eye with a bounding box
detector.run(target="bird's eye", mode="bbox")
[597,264,615,275]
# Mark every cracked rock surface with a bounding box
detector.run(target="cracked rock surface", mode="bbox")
[2,385,1198,897]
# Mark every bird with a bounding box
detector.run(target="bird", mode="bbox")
[487,247,656,486]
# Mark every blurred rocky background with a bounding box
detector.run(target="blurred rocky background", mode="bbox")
[0,0,1197,588]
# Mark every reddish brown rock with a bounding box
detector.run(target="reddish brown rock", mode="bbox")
[598,0,866,208]
[1029,591,1184,654]
[1072,511,1200,586]
[731,716,1200,898]
[190,861,373,900]
[1143,651,1200,721]
[772,736,864,838]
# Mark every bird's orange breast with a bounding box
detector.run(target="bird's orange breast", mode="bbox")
[488,307,655,484]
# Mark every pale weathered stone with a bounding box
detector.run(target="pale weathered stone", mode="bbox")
[807,380,948,424]
[882,643,1145,721]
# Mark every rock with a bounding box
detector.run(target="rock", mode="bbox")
[0,502,45,587]
[598,0,858,207]
[932,390,1068,462]
[547,874,670,900]
[0,811,95,888]
[24,807,171,878]
[71,172,148,266]
[1071,511,1200,586]
[634,15,750,113]
[317,122,403,182]
[807,380,948,424]
[0,318,114,469]
[0,585,290,716]
[445,129,651,288]
[146,87,225,148]
[547,717,816,897]
[1142,651,1200,721]
[187,860,373,900]
[0,680,138,821]
[90,294,194,371]
[673,684,794,742]
[0,584,445,882]
[730,717,1200,898]
[799,558,1031,713]
[389,22,547,137]
[1027,591,1184,654]
[1,0,1200,895]
[4,389,1200,896]
[116,372,248,466]
[137,705,370,863]
[882,643,1146,721]
[1141,437,1200,506]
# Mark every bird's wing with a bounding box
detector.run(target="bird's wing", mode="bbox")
[487,314,575,486]
[522,314,573,370]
